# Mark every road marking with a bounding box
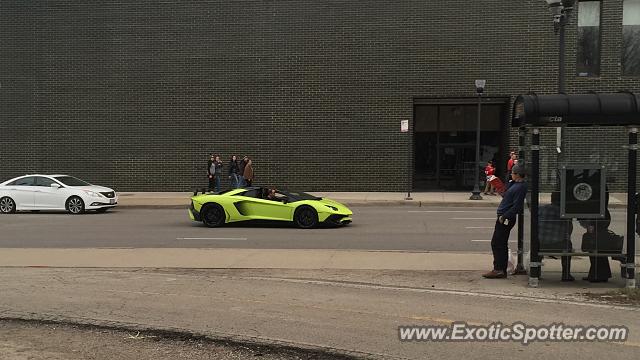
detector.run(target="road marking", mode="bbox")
[471,240,516,243]
[451,218,496,220]
[408,210,479,213]
[176,237,248,241]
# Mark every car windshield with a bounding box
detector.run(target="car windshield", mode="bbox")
[53,176,91,186]
[215,189,236,195]
[285,191,321,201]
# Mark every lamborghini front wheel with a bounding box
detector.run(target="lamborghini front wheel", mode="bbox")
[294,206,318,229]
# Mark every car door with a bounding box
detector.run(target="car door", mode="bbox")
[7,176,36,209]
[34,176,68,209]
[235,189,292,221]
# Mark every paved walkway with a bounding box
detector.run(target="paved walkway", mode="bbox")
[0,248,586,272]
[2,268,638,360]
[2,248,636,291]
[116,191,630,208]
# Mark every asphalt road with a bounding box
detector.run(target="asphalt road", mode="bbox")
[0,206,628,251]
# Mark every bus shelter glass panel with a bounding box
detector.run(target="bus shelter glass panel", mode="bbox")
[523,127,633,274]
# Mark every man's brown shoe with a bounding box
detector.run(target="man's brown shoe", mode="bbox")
[482,270,507,279]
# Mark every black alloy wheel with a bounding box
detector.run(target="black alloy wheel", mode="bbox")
[201,204,225,228]
[294,206,318,229]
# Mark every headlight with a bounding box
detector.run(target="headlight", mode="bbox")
[325,205,338,211]
[83,190,103,198]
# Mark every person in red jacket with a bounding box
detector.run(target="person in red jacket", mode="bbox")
[483,160,496,195]
[506,152,517,181]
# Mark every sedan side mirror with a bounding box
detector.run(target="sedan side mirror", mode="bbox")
[50,183,61,189]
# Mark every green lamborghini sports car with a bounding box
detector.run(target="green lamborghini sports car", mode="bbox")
[188,186,353,228]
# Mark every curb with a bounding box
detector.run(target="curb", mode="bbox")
[115,200,629,209]
[117,201,500,209]
[117,204,190,209]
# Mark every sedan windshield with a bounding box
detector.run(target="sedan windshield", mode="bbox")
[53,176,91,186]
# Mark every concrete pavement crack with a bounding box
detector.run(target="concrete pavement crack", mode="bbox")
[0,313,400,360]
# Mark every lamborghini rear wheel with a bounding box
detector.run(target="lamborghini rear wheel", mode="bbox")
[201,203,225,228]
[294,206,318,229]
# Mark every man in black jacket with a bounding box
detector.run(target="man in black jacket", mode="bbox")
[579,191,612,282]
[228,155,240,188]
[483,163,528,279]
[213,156,223,192]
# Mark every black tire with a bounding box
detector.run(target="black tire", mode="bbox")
[294,206,318,229]
[66,196,85,215]
[201,203,226,228]
[0,197,16,214]
[96,208,109,213]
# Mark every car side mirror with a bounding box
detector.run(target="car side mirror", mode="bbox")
[50,183,61,189]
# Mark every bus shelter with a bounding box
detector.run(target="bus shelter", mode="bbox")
[512,92,639,288]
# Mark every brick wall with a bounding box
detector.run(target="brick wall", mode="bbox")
[1,0,638,191]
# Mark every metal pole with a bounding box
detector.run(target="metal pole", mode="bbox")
[515,127,527,275]
[626,127,637,288]
[404,115,412,201]
[557,13,567,178]
[406,134,413,200]
[558,18,566,94]
[436,106,441,187]
[470,94,483,200]
[529,128,541,287]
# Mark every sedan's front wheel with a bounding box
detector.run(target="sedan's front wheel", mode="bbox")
[66,196,85,215]
[0,197,16,214]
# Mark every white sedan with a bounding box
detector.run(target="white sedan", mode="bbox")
[0,175,118,214]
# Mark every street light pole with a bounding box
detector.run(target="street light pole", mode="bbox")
[544,0,574,169]
[470,80,485,200]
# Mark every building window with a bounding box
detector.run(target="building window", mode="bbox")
[623,0,640,75]
[576,1,601,77]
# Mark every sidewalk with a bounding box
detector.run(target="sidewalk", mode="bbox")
[2,268,639,360]
[116,191,630,208]
[2,248,636,291]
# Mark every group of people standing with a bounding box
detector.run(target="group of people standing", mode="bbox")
[207,154,254,192]
[482,151,518,196]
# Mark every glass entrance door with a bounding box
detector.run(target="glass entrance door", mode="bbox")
[414,102,505,191]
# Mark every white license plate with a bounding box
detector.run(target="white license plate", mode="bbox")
[110,199,115,204]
